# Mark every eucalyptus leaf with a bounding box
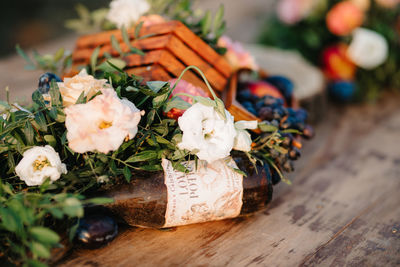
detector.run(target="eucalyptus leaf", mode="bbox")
[31,242,51,259]
[125,150,158,163]
[164,96,191,112]
[146,81,167,93]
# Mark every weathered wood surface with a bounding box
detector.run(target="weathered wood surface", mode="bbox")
[58,93,400,266]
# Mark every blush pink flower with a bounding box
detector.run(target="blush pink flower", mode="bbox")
[218,36,258,71]
[276,0,315,25]
[326,1,364,36]
[65,89,144,154]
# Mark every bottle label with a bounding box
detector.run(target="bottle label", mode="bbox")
[162,157,243,227]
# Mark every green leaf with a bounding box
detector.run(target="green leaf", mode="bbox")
[44,135,57,147]
[136,164,163,171]
[34,112,47,132]
[123,166,132,182]
[0,207,18,232]
[90,46,100,72]
[111,34,123,55]
[213,5,224,33]
[54,48,65,62]
[134,21,144,39]
[164,96,191,112]
[62,198,84,218]
[214,98,226,120]
[24,121,35,145]
[125,151,158,163]
[193,96,215,107]
[258,122,278,132]
[87,197,114,205]
[121,25,131,47]
[75,91,87,104]
[146,81,167,93]
[49,208,64,219]
[201,10,212,35]
[152,93,169,108]
[146,109,156,127]
[69,221,79,242]
[30,227,60,245]
[233,168,247,177]
[31,241,51,259]
[15,44,35,67]
[97,58,127,72]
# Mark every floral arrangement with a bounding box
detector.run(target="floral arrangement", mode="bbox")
[0,59,307,265]
[0,1,316,265]
[258,0,400,101]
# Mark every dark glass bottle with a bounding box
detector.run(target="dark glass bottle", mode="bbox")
[104,156,273,228]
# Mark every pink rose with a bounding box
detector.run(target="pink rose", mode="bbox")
[65,89,144,154]
[218,36,258,71]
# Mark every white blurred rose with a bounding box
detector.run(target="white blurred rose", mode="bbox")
[15,146,67,186]
[347,28,389,69]
[58,69,111,107]
[178,103,236,163]
[233,121,258,152]
[65,89,144,154]
[106,0,150,28]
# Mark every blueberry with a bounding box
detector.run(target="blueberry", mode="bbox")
[265,76,294,105]
[247,107,257,115]
[237,89,253,102]
[259,107,274,121]
[241,101,254,110]
[295,108,308,122]
[328,80,355,102]
[38,73,62,94]
[75,208,118,249]
[255,100,265,111]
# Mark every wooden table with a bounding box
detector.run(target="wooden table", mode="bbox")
[57,94,400,266]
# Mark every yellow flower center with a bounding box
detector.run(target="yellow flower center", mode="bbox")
[33,155,50,172]
[99,120,113,129]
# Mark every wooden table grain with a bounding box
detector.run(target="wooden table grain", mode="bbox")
[57,94,400,267]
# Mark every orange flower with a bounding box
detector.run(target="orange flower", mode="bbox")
[326,1,364,36]
[321,44,356,80]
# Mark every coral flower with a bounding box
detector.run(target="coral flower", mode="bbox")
[326,1,364,36]
[321,44,356,80]
[65,89,144,154]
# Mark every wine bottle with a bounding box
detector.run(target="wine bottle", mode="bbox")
[104,155,273,228]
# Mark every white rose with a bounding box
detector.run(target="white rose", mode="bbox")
[58,69,111,107]
[65,89,144,154]
[347,28,389,70]
[233,120,258,152]
[15,145,67,186]
[106,0,150,29]
[178,103,236,163]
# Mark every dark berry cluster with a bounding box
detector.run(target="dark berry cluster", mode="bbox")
[237,77,314,185]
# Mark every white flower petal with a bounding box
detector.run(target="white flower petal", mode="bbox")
[106,0,150,28]
[15,146,66,186]
[178,102,236,163]
[347,28,389,69]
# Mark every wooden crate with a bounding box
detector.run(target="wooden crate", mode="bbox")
[71,21,232,96]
